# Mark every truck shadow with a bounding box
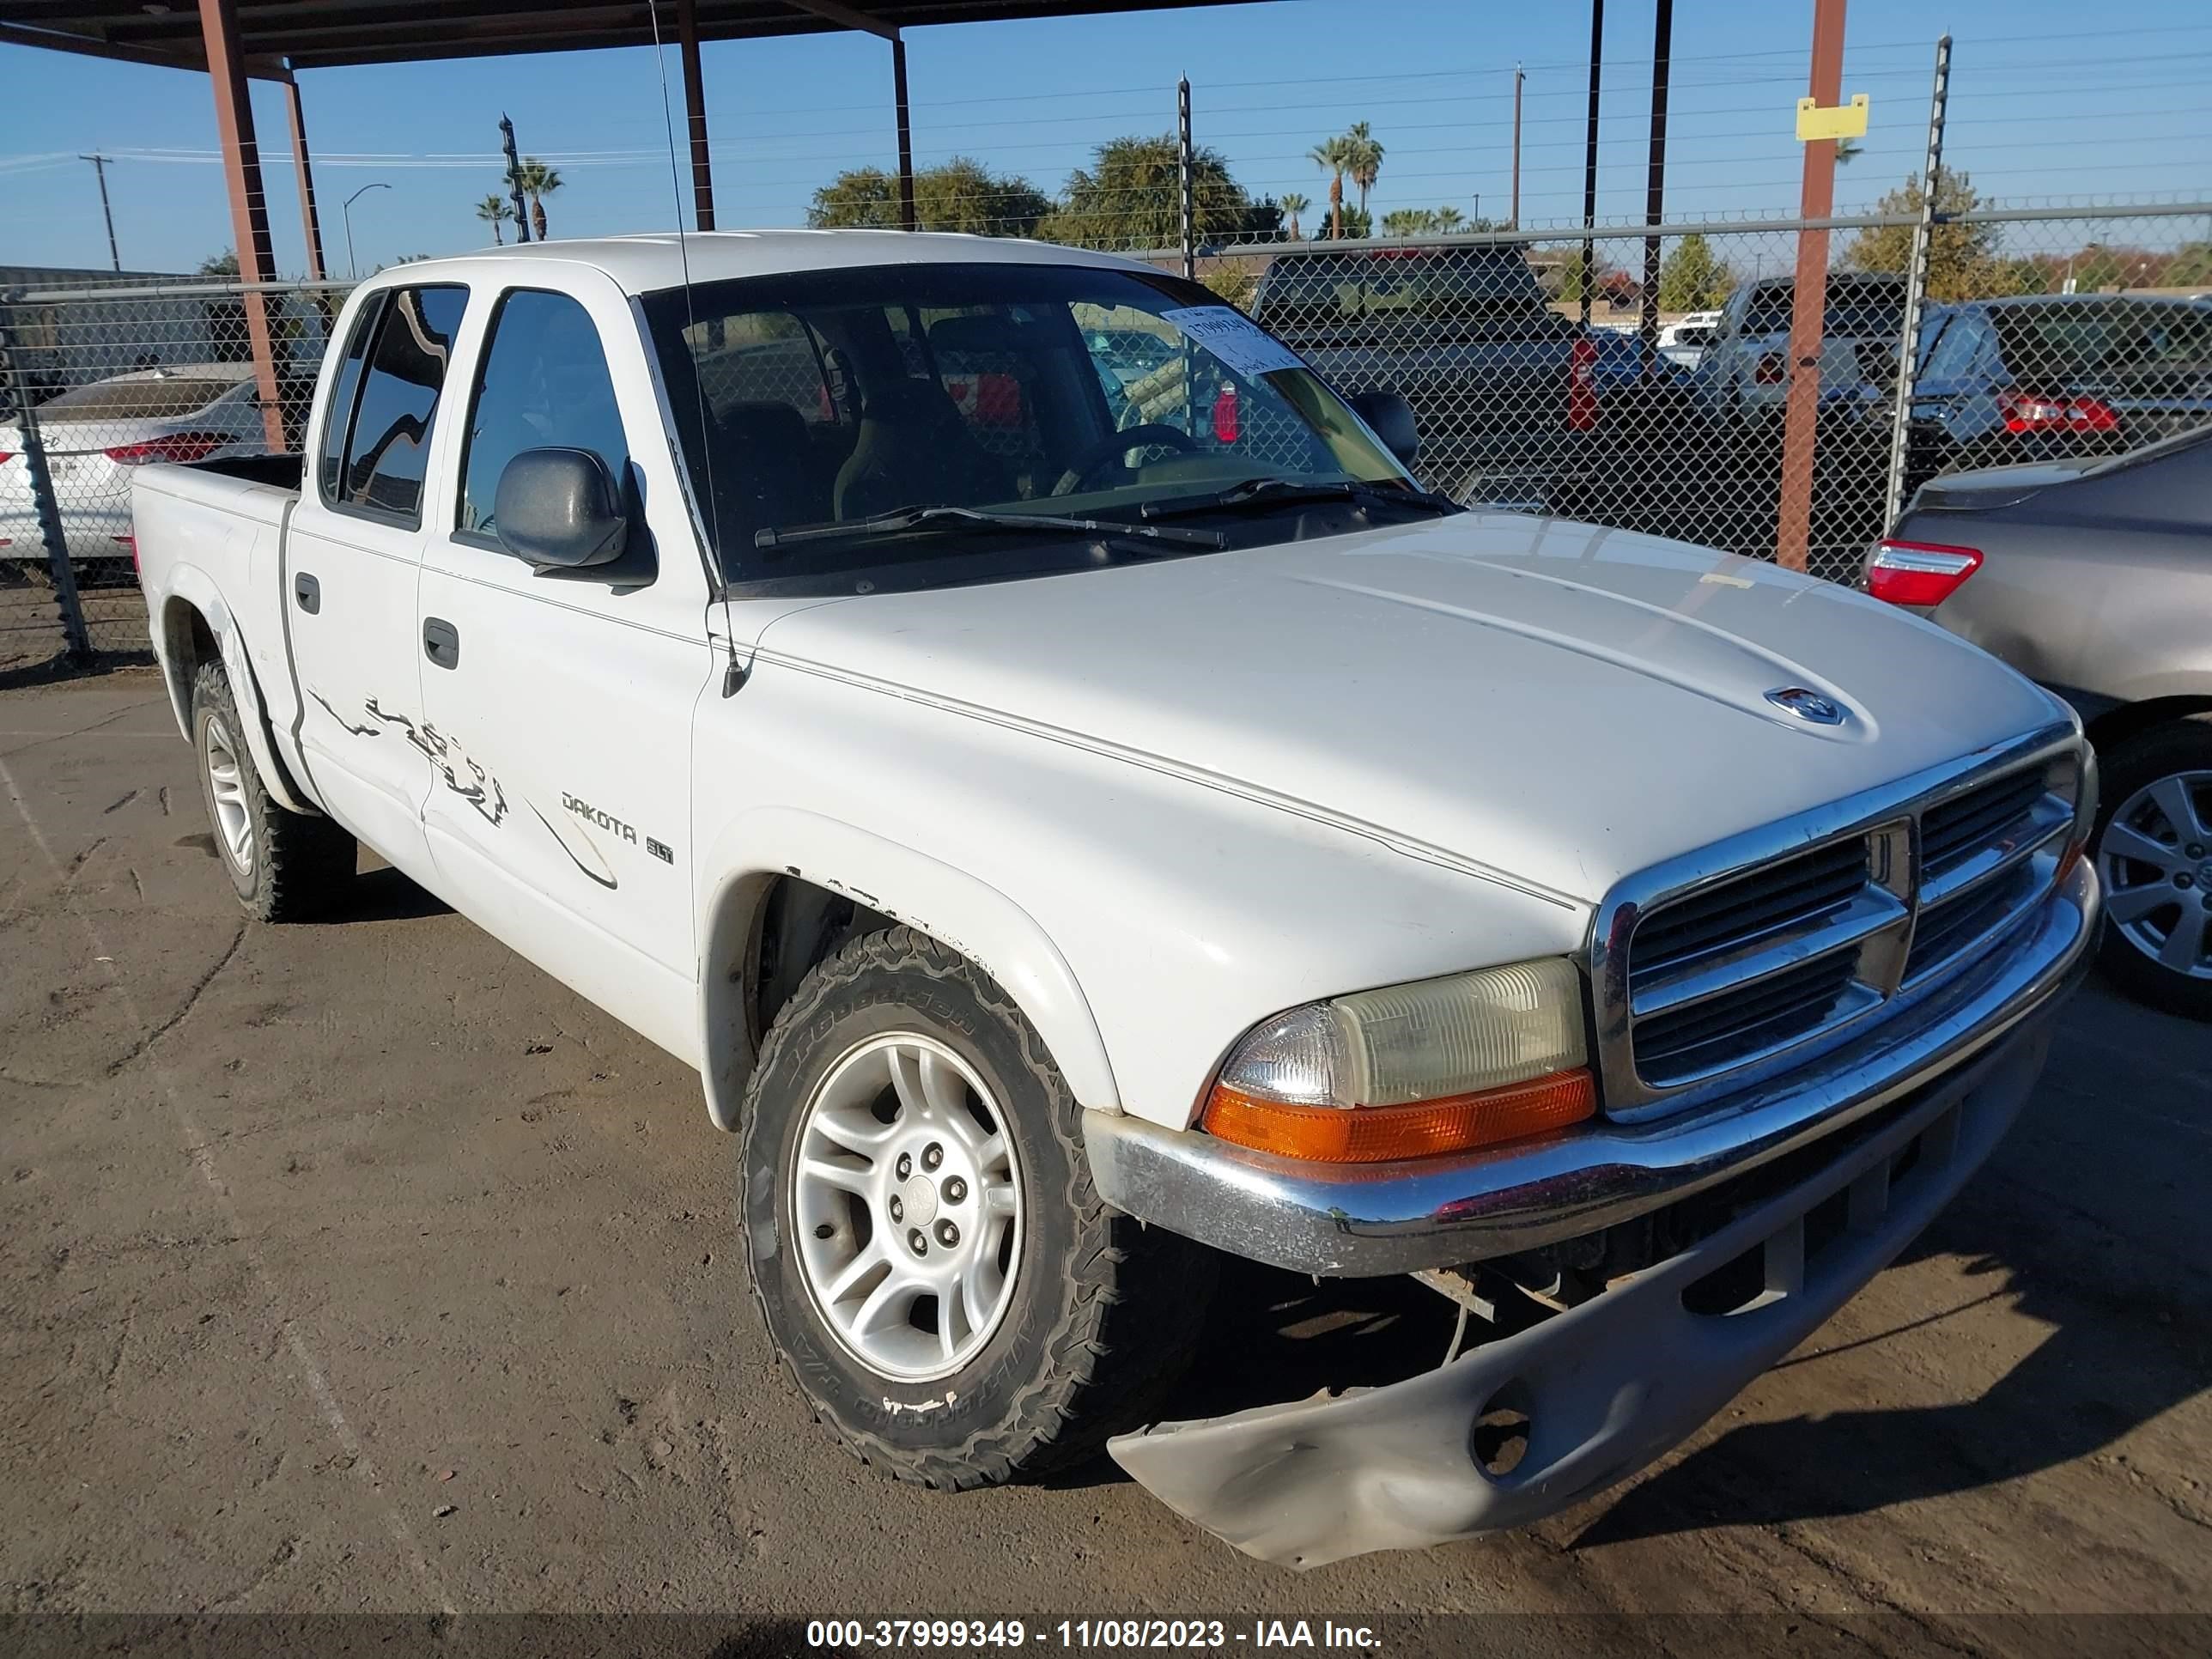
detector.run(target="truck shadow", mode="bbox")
[326,862,451,923]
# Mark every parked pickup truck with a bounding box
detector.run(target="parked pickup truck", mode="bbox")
[135,232,2100,1569]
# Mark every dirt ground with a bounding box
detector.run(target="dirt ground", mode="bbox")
[3,671,2208,1650]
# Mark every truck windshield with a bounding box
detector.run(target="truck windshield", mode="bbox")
[640,263,1413,590]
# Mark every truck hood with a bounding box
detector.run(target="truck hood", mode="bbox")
[752,514,2066,904]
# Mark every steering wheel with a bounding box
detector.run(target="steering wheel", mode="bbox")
[1051,422,1201,495]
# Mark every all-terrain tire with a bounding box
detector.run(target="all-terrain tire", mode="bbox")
[189,659,356,922]
[2092,718,2212,1021]
[738,926,1217,1489]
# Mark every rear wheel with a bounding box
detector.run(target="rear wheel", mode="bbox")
[739,927,1215,1488]
[190,660,356,922]
[2093,720,2212,1020]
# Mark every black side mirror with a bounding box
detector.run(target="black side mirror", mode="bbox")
[1348,390,1419,468]
[494,447,629,569]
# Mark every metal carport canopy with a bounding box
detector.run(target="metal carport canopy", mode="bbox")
[0,0,1251,70]
[1,0,1257,447]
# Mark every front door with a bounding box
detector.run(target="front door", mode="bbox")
[416,278,715,1062]
[286,283,471,883]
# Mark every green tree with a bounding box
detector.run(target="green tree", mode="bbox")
[198,251,240,276]
[1844,167,2004,301]
[1036,135,1278,252]
[1343,120,1384,217]
[1279,191,1310,241]
[1200,258,1260,310]
[474,193,514,246]
[514,158,562,240]
[808,156,1052,236]
[1312,203,1371,240]
[2162,241,2212,288]
[1309,135,1353,239]
[1656,233,1735,312]
[1380,205,1479,237]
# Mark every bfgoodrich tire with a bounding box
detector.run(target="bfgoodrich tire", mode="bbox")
[2092,718,2212,1020]
[190,660,356,922]
[738,926,1216,1488]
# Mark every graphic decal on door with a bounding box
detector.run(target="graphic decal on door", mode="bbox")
[529,803,619,890]
[308,690,509,829]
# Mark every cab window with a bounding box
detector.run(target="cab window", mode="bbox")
[323,284,467,525]
[457,289,630,541]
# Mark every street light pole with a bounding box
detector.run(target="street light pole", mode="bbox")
[80,153,119,270]
[341,181,391,280]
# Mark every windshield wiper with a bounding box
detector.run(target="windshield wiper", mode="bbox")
[755,504,1226,551]
[1139,476,1461,521]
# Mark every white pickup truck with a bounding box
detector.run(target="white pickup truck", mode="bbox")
[134,232,2101,1569]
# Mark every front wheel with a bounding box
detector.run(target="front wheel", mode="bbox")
[2093,720,2212,1019]
[738,927,1215,1488]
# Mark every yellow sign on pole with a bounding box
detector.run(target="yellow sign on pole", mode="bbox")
[1796,93,1869,142]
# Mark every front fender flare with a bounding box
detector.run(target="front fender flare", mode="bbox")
[695,805,1121,1132]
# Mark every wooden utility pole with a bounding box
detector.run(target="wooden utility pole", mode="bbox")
[1774,0,1849,571]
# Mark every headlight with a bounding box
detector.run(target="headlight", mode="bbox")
[1201,958,1596,1164]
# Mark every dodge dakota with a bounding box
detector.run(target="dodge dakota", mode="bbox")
[132,231,2101,1567]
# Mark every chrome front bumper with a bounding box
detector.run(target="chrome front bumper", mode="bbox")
[1085,860,2100,1279]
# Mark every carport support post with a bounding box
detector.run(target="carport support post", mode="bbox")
[677,0,715,230]
[1881,34,1951,533]
[197,0,287,452]
[281,69,326,281]
[0,305,90,660]
[1773,0,1848,573]
[1578,1,1603,327]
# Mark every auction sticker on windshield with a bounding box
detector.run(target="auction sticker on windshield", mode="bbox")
[1159,306,1307,378]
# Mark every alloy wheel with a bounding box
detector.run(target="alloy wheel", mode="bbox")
[2097,769,2212,981]
[789,1031,1024,1382]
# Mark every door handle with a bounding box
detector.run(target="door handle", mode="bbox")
[422,617,460,670]
[293,572,319,614]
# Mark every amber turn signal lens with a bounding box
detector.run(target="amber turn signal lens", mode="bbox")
[1201,1068,1597,1163]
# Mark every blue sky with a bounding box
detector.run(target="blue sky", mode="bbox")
[2,0,2207,276]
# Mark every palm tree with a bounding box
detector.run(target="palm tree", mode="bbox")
[475,193,514,245]
[1279,191,1310,241]
[515,158,563,240]
[1434,204,1466,233]
[1836,137,1864,167]
[1343,121,1385,217]
[1309,137,1352,239]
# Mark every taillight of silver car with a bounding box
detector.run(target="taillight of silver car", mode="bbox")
[1867,538,1983,607]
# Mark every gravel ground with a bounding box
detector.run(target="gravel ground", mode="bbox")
[2,672,2207,1655]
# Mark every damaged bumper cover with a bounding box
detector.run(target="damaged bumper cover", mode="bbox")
[1103,863,2097,1567]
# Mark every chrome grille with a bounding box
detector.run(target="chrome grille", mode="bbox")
[1597,733,2080,1115]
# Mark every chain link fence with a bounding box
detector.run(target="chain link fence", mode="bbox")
[1,279,346,671]
[3,207,2208,672]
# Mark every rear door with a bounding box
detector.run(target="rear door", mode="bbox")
[416,276,715,1061]
[285,283,471,882]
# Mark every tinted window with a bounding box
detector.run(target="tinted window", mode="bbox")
[459,289,629,538]
[317,302,377,499]
[1923,311,1984,382]
[44,374,248,421]
[1743,279,1905,339]
[1990,300,2212,385]
[331,285,466,522]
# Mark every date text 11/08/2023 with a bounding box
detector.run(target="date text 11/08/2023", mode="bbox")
[805,1620,1382,1650]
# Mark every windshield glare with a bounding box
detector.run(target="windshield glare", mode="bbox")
[642,263,1411,588]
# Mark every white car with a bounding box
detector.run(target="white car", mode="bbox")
[1658,309,1721,370]
[130,232,2100,1567]
[1,363,280,578]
